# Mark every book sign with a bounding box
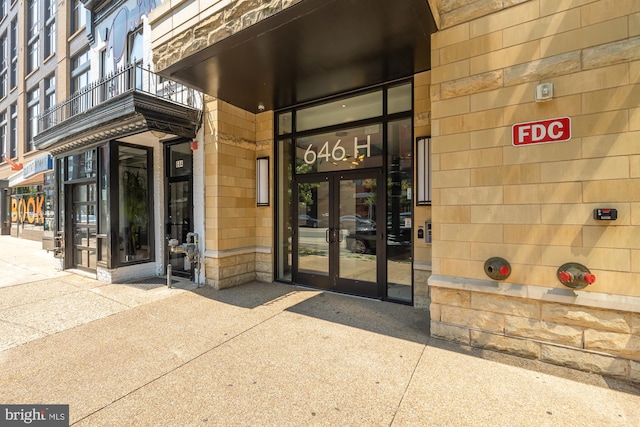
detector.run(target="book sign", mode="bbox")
[512,117,571,146]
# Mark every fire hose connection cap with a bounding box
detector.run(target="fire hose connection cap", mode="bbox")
[557,263,595,289]
[557,271,573,283]
[484,257,511,280]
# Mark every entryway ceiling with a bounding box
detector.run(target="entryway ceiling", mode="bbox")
[161,0,437,113]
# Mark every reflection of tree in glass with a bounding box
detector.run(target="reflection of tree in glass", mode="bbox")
[362,178,376,208]
[296,163,318,208]
[123,170,147,252]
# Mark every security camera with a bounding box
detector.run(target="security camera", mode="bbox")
[257,102,265,111]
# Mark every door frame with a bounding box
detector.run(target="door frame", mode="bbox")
[164,140,194,279]
[293,168,385,298]
[68,180,98,272]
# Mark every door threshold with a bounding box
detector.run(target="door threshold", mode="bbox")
[293,284,382,302]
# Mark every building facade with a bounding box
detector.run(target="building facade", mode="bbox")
[0,0,76,246]
[33,0,203,283]
[147,0,640,382]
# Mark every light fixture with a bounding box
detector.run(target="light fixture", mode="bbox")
[150,130,168,139]
[256,157,269,206]
[416,136,431,205]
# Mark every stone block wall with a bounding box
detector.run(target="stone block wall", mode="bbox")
[431,287,640,382]
[428,0,640,378]
[429,0,640,295]
[203,99,273,289]
[255,111,275,282]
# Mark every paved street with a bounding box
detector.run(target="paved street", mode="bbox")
[0,236,639,426]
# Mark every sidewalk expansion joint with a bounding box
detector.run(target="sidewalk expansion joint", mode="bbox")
[389,344,427,427]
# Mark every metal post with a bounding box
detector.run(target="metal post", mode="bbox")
[167,263,172,288]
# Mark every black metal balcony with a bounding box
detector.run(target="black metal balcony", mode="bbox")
[35,64,203,154]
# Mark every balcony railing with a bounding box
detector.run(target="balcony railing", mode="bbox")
[39,64,203,133]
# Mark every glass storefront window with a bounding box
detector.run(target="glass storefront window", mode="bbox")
[43,173,55,250]
[99,145,109,233]
[295,124,383,173]
[276,80,413,303]
[386,118,413,302]
[57,158,64,229]
[296,90,382,132]
[278,111,292,135]
[67,150,97,180]
[98,145,109,264]
[388,83,412,114]
[276,138,292,280]
[10,186,46,232]
[118,145,151,263]
[167,142,193,177]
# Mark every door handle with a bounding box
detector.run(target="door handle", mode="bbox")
[326,228,341,243]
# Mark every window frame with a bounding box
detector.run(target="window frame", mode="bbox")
[70,48,90,94]
[9,102,16,158]
[26,87,40,152]
[71,0,86,34]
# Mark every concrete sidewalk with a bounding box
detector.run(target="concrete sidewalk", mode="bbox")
[0,236,639,426]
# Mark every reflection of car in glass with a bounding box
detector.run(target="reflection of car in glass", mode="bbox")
[339,215,376,232]
[346,213,411,254]
[299,214,321,228]
[339,215,376,254]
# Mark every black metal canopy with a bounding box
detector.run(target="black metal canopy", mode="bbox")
[161,0,437,113]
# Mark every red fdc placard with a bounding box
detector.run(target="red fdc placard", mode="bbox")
[512,117,571,146]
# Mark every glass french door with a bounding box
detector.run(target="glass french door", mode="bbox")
[165,141,194,278]
[71,182,97,271]
[294,170,383,298]
[167,179,192,277]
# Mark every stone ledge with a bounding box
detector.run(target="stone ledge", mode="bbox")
[205,245,271,258]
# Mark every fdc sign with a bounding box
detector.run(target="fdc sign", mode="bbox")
[512,117,571,146]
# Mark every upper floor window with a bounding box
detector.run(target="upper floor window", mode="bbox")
[0,32,6,99]
[26,88,39,152]
[128,28,143,66]
[0,111,6,160]
[27,0,38,40]
[43,74,55,128]
[45,74,55,110]
[72,0,86,33]
[27,37,39,73]
[45,0,56,19]
[9,102,16,158]
[44,0,56,58]
[71,48,90,93]
[27,0,39,73]
[9,18,16,89]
